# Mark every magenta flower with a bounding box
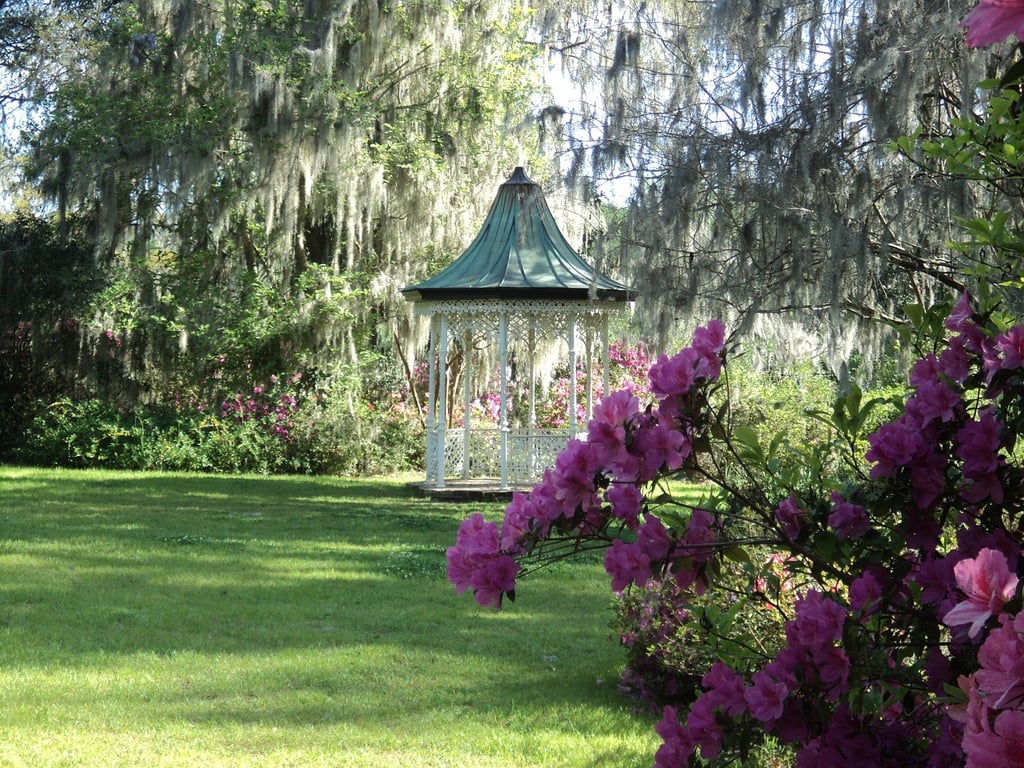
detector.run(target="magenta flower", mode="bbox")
[865,417,924,479]
[638,515,673,560]
[745,669,789,722]
[996,325,1024,370]
[701,662,749,717]
[606,482,643,528]
[654,707,695,768]
[500,492,540,551]
[956,409,1006,504]
[680,508,718,562]
[605,539,652,592]
[774,494,805,540]
[469,554,520,609]
[632,421,688,481]
[685,695,724,759]
[786,590,847,650]
[961,0,1024,48]
[943,548,1019,639]
[827,492,870,539]
[849,570,883,616]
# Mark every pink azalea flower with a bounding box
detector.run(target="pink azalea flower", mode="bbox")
[685,695,723,759]
[606,482,643,529]
[605,539,652,593]
[632,421,688,481]
[701,662,749,717]
[943,548,1019,639]
[849,570,883,616]
[996,325,1024,370]
[648,347,701,399]
[454,512,500,559]
[976,612,1024,709]
[865,417,924,479]
[786,590,847,650]
[469,554,520,609]
[654,707,695,768]
[745,669,789,722]
[775,494,805,540]
[500,492,540,551]
[961,0,1024,48]
[445,545,475,594]
[962,709,1024,767]
[638,515,673,560]
[680,508,718,562]
[827,492,871,539]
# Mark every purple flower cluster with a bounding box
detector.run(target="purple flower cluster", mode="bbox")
[220,372,303,440]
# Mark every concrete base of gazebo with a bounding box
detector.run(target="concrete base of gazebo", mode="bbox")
[409,478,533,502]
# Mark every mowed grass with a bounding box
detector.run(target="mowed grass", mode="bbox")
[0,467,658,767]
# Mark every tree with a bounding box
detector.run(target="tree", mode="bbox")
[13,0,553,401]
[535,0,1003,374]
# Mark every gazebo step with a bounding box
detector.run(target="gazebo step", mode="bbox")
[409,479,534,502]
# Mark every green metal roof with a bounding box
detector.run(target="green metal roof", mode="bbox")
[402,167,634,303]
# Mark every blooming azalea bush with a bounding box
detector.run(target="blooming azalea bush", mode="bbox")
[448,302,1024,766]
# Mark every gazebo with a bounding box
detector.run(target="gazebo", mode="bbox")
[402,167,634,492]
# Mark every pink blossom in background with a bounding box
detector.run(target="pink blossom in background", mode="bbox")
[943,548,1019,639]
[960,0,1024,48]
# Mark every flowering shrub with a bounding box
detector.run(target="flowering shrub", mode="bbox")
[534,339,653,428]
[447,300,1024,766]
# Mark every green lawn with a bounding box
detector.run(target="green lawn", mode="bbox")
[0,467,658,767]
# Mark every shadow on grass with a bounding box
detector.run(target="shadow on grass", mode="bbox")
[0,466,617,663]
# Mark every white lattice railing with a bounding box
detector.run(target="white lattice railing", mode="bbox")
[433,427,575,484]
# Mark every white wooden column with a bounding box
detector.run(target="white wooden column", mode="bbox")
[602,313,611,398]
[498,310,510,490]
[462,328,472,480]
[528,319,537,477]
[585,323,594,422]
[568,314,577,440]
[425,314,438,485]
[436,314,449,489]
